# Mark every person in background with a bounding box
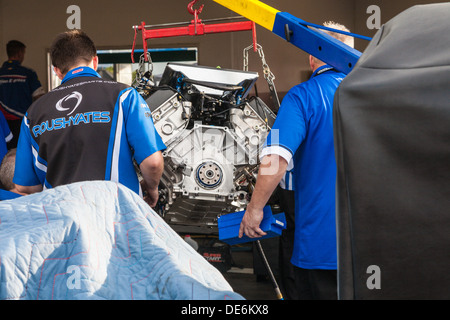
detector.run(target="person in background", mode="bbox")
[239,22,354,300]
[0,148,22,200]
[0,111,12,163]
[0,40,45,149]
[13,30,165,207]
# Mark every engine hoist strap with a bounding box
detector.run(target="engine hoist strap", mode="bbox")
[213,0,280,31]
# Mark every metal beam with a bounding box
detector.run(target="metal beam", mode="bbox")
[273,12,362,74]
[212,0,369,74]
[212,0,279,31]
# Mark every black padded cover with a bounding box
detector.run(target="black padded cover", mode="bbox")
[333,3,450,299]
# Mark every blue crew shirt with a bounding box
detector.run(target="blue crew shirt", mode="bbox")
[0,189,21,201]
[0,60,44,120]
[13,67,166,196]
[261,65,345,270]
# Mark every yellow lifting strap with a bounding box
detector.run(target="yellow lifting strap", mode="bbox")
[212,0,280,31]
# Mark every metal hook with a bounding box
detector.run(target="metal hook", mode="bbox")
[187,0,204,15]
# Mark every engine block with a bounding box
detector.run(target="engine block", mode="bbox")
[138,63,276,232]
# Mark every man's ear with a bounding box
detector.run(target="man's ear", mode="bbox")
[92,56,99,71]
[53,66,64,80]
[309,55,315,71]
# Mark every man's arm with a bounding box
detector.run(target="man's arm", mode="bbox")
[122,88,166,207]
[239,154,288,238]
[14,184,43,195]
[139,151,164,207]
[13,117,45,194]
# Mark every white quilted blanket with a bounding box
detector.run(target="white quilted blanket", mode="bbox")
[0,181,244,300]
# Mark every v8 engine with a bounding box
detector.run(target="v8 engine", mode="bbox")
[135,63,276,233]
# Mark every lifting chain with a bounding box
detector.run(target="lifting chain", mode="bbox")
[243,43,280,111]
[133,51,155,89]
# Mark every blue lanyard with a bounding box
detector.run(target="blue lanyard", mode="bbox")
[312,65,335,78]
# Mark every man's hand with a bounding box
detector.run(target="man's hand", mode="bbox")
[237,154,289,239]
[14,184,43,195]
[143,186,159,207]
[239,204,267,239]
[139,151,164,208]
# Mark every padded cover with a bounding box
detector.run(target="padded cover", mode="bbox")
[334,3,450,299]
[0,181,244,300]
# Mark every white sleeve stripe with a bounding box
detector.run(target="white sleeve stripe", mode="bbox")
[110,89,131,182]
[24,116,30,129]
[32,146,47,173]
[260,145,293,164]
[4,132,13,143]
[0,100,24,118]
[279,174,293,190]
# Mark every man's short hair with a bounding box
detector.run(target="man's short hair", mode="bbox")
[6,40,26,58]
[0,148,16,191]
[50,30,97,75]
[321,21,354,48]
[312,21,354,66]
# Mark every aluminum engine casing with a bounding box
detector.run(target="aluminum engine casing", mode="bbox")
[143,64,276,232]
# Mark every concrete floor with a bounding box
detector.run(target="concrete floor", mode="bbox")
[221,243,282,300]
[224,269,278,300]
[188,234,284,300]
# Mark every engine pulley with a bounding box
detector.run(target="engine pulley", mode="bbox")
[196,161,223,189]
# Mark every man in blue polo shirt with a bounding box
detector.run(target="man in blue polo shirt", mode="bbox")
[13,30,165,207]
[0,116,21,201]
[239,22,354,299]
[0,40,45,149]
